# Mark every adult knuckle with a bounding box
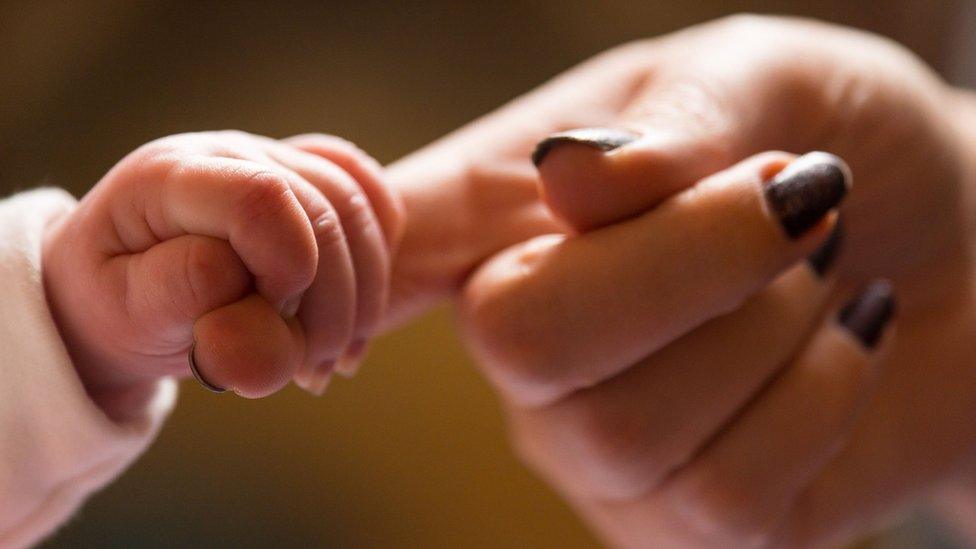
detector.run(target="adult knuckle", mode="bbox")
[555,400,658,498]
[671,468,774,547]
[459,284,570,406]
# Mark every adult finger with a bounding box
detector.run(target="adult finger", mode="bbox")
[507,253,837,501]
[530,17,848,232]
[460,151,850,406]
[661,281,895,547]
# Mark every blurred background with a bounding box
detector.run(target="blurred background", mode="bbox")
[0,1,971,546]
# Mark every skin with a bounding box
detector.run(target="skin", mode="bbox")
[39,13,976,547]
[384,15,976,548]
[43,131,404,418]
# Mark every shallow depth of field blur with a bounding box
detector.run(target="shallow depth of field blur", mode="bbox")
[1,1,970,547]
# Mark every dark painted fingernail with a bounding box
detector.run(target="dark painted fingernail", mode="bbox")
[838,279,895,349]
[764,152,851,239]
[807,218,843,277]
[532,128,640,167]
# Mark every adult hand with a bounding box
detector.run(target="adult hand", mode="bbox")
[386,15,976,547]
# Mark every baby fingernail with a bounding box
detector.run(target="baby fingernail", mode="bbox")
[299,360,335,396]
[807,218,843,277]
[280,296,301,318]
[838,279,896,350]
[335,339,368,377]
[532,127,640,167]
[307,372,333,396]
[764,152,851,239]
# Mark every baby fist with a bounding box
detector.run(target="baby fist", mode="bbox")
[43,131,403,419]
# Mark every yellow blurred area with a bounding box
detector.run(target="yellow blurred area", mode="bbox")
[0,1,962,546]
[67,308,596,546]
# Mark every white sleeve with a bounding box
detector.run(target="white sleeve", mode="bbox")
[0,189,177,548]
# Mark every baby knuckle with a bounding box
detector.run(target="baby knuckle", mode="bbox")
[291,133,378,169]
[237,172,317,283]
[135,132,221,163]
[236,171,296,224]
[213,129,255,142]
[114,142,181,185]
[301,132,356,150]
[184,240,241,306]
[311,208,346,247]
[341,192,380,234]
[134,135,185,157]
[126,142,166,165]
[306,134,382,171]
[713,13,786,37]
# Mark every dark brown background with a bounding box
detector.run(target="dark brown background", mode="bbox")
[0,1,966,546]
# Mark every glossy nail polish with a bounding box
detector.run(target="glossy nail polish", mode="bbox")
[764,152,852,239]
[838,280,896,349]
[532,128,639,166]
[807,218,843,277]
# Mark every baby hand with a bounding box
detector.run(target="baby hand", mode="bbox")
[43,131,403,418]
